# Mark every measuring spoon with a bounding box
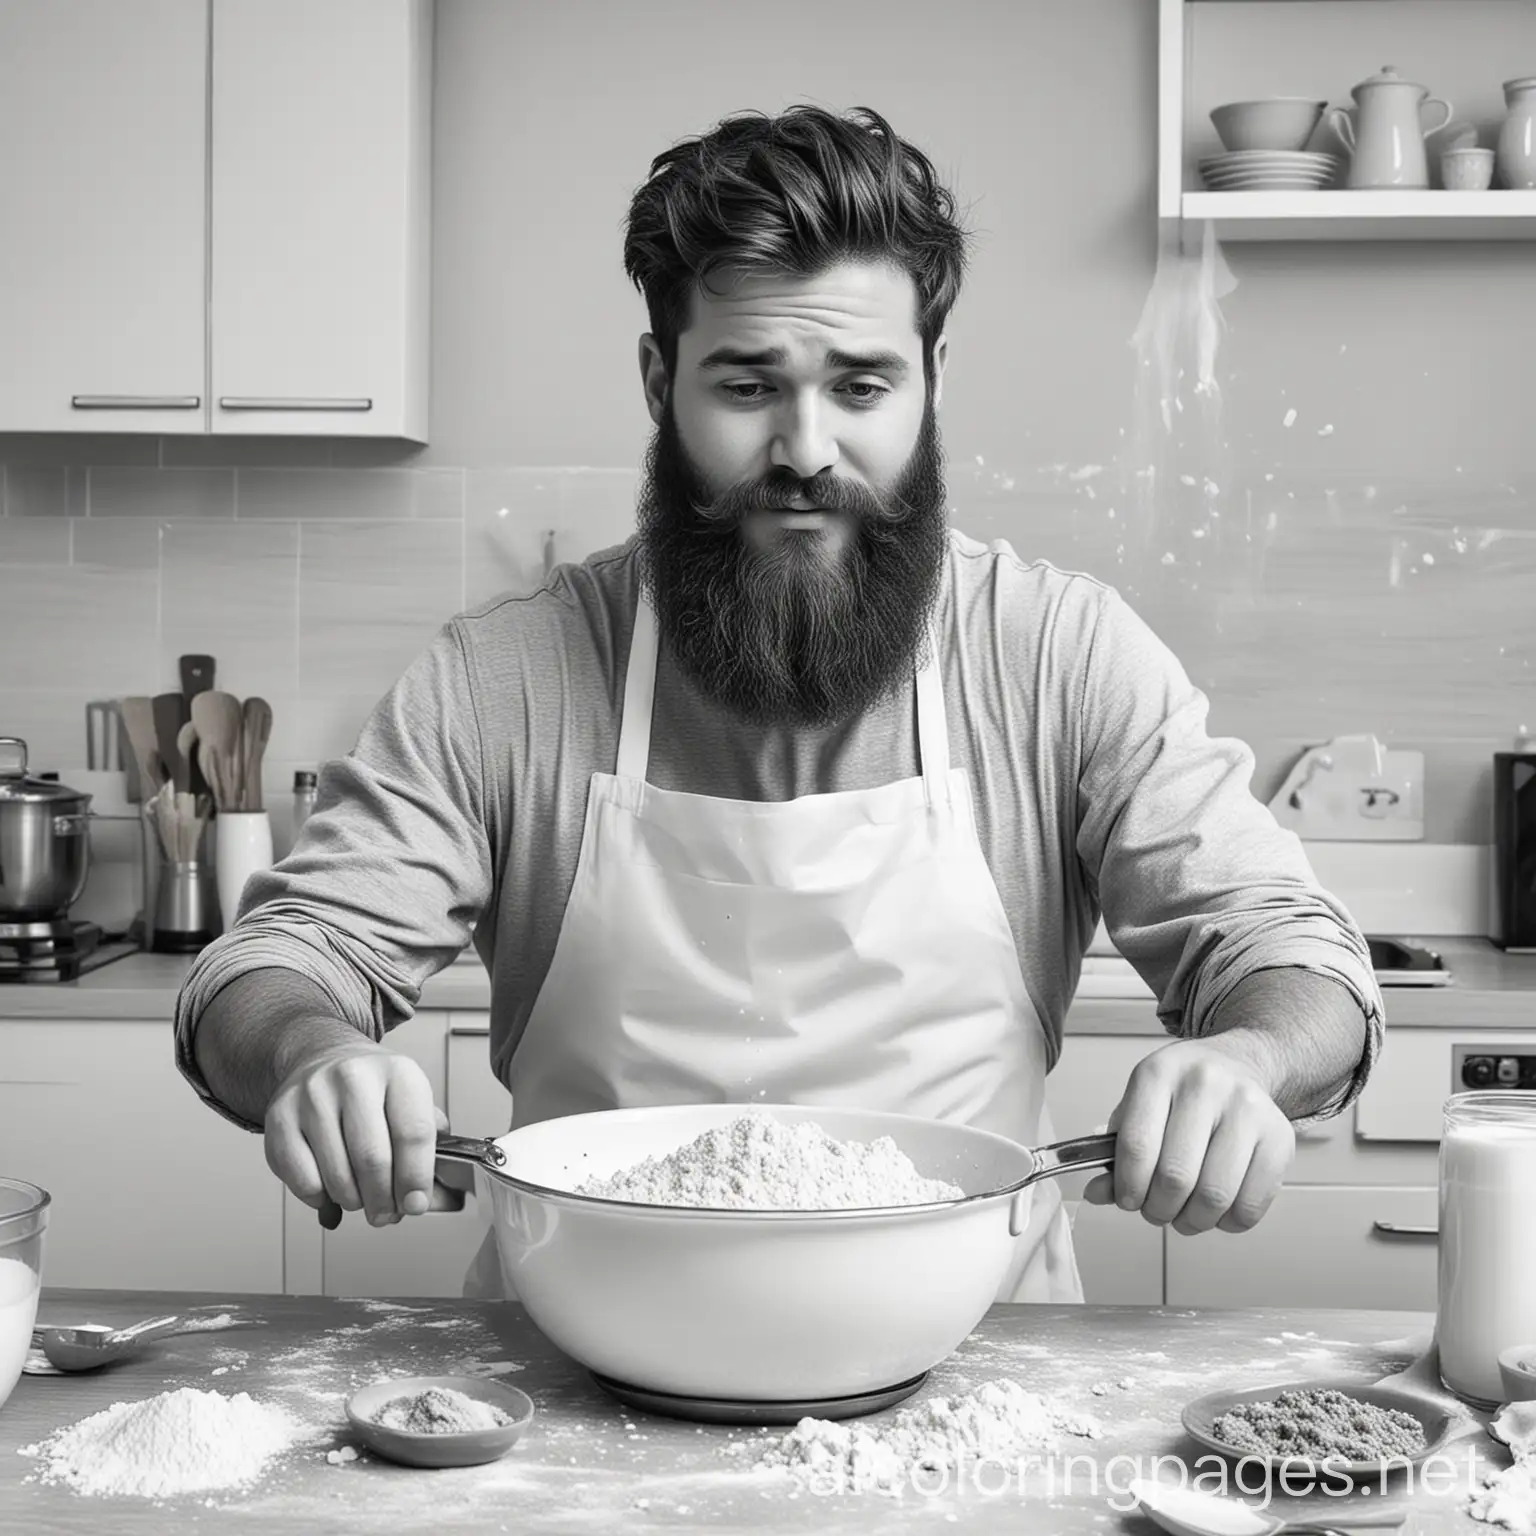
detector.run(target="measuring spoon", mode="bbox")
[33,1314,182,1372]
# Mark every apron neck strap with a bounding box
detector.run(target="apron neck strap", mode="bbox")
[617,591,660,781]
[914,621,950,796]
[619,593,951,792]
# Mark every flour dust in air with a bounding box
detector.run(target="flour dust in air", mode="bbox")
[1125,217,1240,602]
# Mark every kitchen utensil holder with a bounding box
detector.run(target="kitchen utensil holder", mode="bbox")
[140,808,217,953]
[214,810,273,934]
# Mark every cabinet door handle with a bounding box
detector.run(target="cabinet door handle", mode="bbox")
[1372,1220,1438,1238]
[72,395,200,410]
[218,397,372,412]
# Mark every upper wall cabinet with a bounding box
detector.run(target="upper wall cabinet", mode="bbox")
[0,0,209,435]
[0,0,432,440]
[210,0,431,440]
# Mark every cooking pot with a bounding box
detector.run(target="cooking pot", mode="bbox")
[0,738,92,920]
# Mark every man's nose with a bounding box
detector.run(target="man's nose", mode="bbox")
[769,395,839,483]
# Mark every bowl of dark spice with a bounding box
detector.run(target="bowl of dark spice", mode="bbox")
[1181,1378,1478,1480]
[345,1375,535,1468]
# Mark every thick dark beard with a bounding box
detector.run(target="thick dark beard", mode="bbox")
[636,395,950,728]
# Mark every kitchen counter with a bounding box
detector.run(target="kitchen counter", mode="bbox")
[2,936,1533,1029]
[0,1291,1510,1533]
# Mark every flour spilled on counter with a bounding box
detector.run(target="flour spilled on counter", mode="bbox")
[177,1311,241,1332]
[1471,1465,1536,1535]
[577,1109,964,1209]
[455,1358,525,1376]
[19,1387,305,1500]
[240,1305,514,1437]
[1469,1404,1536,1533]
[744,1379,1103,1496]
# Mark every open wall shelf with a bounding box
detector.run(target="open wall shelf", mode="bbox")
[1161,0,1536,245]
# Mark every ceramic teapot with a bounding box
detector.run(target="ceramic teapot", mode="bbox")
[1328,65,1453,188]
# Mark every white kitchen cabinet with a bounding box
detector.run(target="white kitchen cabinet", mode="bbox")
[445,1018,512,1138]
[0,0,431,440]
[210,0,432,440]
[1047,1032,1169,1304]
[0,1019,283,1292]
[1165,1185,1439,1311]
[0,0,208,433]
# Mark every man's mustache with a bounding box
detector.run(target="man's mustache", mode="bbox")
[690,471,906,527]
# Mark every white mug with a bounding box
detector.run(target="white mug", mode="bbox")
[214,811,274,932]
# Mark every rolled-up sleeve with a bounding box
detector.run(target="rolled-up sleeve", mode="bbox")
[1073,587,1384,1122]
[173,618,495,1127]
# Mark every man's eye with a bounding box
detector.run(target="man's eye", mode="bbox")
[718,382,889,405]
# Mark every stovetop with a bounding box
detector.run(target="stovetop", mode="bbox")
[0,920,142,984]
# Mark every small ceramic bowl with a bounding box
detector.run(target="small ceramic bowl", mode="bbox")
[1442,147,1495,191]
[1497,1346,1536,1403]
[1210,97,1327,154]
[344,1375,535,1468]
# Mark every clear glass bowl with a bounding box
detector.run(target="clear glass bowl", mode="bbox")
[0,1178,49,1413]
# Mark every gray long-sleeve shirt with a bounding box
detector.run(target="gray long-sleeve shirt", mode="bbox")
[174,530,1384,1131]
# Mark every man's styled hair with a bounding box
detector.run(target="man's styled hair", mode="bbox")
[623,105,971,387]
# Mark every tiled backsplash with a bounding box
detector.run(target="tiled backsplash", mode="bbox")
[0,438,640,809]
[1,433,1530,845]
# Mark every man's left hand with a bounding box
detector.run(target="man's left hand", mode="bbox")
[1079,1034,1296,1235]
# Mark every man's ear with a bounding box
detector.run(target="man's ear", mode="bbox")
[930,332,948,411]
[639,335,669,427]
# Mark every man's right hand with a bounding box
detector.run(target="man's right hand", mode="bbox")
[263,1042,442,1227]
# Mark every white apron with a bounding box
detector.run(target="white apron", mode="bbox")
[464,593,1083,1304]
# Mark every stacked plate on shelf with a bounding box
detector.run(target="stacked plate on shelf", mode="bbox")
[1198,150,1342,191]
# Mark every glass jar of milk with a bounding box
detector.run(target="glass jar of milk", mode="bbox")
[0,1178,48,1414]
[1437,1092,1536,1406]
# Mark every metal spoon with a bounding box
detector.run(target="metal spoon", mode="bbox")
[33,1314,182,1372]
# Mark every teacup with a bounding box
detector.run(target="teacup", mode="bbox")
[1442,146,1495,190]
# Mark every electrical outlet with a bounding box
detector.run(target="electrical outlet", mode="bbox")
[1269,737,1424,840]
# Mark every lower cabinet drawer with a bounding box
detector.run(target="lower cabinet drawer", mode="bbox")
[1069,1198,1164,1305]
[1165,1185,1438,1310]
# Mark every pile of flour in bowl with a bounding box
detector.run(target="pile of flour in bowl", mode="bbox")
[746,1379,1104,1496]
[575,1110,965,1209]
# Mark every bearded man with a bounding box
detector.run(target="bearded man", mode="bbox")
[175,105,1382,1304]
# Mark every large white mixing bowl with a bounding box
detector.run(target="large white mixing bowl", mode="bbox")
[438,1104,1111,1402]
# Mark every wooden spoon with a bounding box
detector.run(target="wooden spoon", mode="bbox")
[241,697,272,812]
[190,691,245,813]
[117,697,164,794]
[152,693,188,794]
[177,721,199,795]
